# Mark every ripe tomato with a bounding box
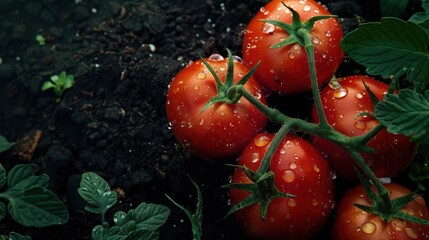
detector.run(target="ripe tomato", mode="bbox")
[332,183,429,240]
[229,133,334,240]
[166,54,268,160]
[242,0,343,94]
[311,75,417,180]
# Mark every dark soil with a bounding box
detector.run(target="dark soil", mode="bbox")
[0,0,424,239]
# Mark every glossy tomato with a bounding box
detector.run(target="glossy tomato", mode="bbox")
[311,75,417,180]
[242,0,343,94]
[166,54,268,160]
[332,183,429,240]
[229,133,334,240]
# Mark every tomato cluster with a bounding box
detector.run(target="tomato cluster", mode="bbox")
[166,0,429,239]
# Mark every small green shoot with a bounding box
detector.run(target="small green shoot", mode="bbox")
[0,163,69,227]
[78,172,170,240]
[41,71,75,102]
[0,135,15,154]
[35,34,45,46]
[165,177,203,240]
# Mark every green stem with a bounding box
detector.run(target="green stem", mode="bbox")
[353,123,385,147]
[256,123,293,176]
[346,149,391,209]
[297,28,330,129]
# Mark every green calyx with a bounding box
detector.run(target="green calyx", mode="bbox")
[260,2,336,49]
[354,169,429,225]
[199,48,260,113]
[223,165,294,220]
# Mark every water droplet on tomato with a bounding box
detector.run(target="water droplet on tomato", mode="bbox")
[330,170,337,179]
[232,55,243,63]
[361,222,376,234]
[289,162,297,169]
[209,54,224,61]
[303,4,311,11]
[196,72,207,80]
[313,164,320,172]
[261,22,275,34]
[356,92,363,99]
[355,121,366,130]
[405,228,419,239]
[282,170,296,183]
[288,52,295,59]
[287,198,297,207]
[312,36,320,44]
[254,135,270,147]
[251,152,260,163]
[198,118,205,125]
[193,85,199,91]
[322,51,328,59]
[280,148,287,154]
[254,91,262,99]
[312,199,319,206]
[333,87,348,99]
[325,30,331,37]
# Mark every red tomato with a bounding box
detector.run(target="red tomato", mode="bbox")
[229,133,334,240]
[311,75,417,180]
[332,183,429,240]
[166,54,268,160]
[242,0,343,94]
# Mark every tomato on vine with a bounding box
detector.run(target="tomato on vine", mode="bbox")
[242,0,343,94]
[228,133,334,240]
[332,183,429,240]
[166,51,268,160]
[311,75,417,180]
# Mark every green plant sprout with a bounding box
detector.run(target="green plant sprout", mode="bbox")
[41,71,75,102]
[35,34,45,46]
[0,163,69,227]
[78,172,170,240]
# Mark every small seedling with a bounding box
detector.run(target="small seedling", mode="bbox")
[41,71,75,102]
[0,163,69,227]
[0,232,31,240]
[78,172,170,240]
[35,34,45,46]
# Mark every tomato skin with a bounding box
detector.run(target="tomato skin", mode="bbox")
[242,0,343,94]
[311,75,417,180]
[166,55,268,160]
[229,133,334,240]
[332,183,429,240]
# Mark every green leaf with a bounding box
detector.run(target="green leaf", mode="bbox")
[0,135,15,154]
[41,81,55,91]
[6,187,69,227]
[133,203,170,231]
[341,18,429,92]
[409,0,429,33]
[380,0,409,17]
[0,202,6,221]
[375,89,429,143]
[78,172,117,215]
[6,232,31,240]
[0,164,6,189]
[7,164,49,193]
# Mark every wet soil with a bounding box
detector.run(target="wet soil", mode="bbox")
[0,0,424,239]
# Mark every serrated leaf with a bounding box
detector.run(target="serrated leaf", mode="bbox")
[7,164,49,193]
[134,203,170,231]
[7,232,31,240]
[0,135,15,154]
[409,0,429,33]
[341,18,429,92]
[6,187,69,227]
[77,172,117,215]
[375,89,429,143]
[380,0,409,17]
